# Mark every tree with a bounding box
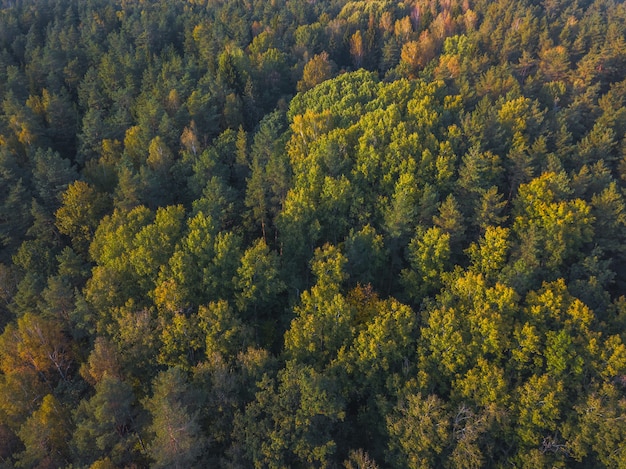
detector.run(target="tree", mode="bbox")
[56,246,89,288]
[159,211,241,309]
[0,263,17,328]
[340,288,416,385]
[433,194,465,255]
[144,367,205,469]
[474,186,508,232]
[55,180,110,256]
[0,422,22,468]
[128,204,185,293]
[383,166,420,243]
[109,304,161,389]
[244,110,290,242]
[333,289,417,457]
[38,275,75,324]
[401,226,451,302]
[591,182,626,257]
[507,172,594,289]
[39,88,79,157]
[195,346,276,464]
[16,394,71,469]
[158,312,204,370]
[538,45,570,82]
[456,146,503,217]
[446,403,504,469]
[400,31,436,76]
[31,147,78,213]
[298,51,334,92]
[79,336,122,386]
[234,238,285,329]
[198,300,252,359]
[233,361,345,468]
[343,225,387,290]
[386,393,450,469]
[568,382,626,466]
[350,30,365,68]
[514,374,565,451]
[0,149,31,260]
[72,376,141,467]
[0,362,48,438]
[0,312,72,385]
[417,271,518,390]
[85,206,153,312]
[284,244,354,367]
[466,226,510,283]
[112,166,143,211]
[344,448,380,469]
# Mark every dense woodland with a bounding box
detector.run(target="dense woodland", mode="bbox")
[1,0,626,467]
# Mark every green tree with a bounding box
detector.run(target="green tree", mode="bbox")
[386,393,450,469]
[0,149,32,261]
[568,382,626,466]
[55,180,110,256]
[343,225,387,290]
[234,361,345,468]
[31,147,78,213]
[591,182,626,285]
[474,186,508,232]
[433,194,465,255]
[144,367,205,469]
[234,238,285,330]
[198,300,252,359]
[514,374,565,451]
[128,204,185,293]
[383,166,420,243]
[333,288,417,457]
[195,346,276,464]
[418,271,518,390]
[507,172,594,289]
[466,226,510,283]
[401,226,451,302]
[86,206,153,312]
[158,211,241,309]
[284,244,354,367]
[16,394,71,469]
[72,376,141,467]
[244,110,290,242]
[158,312,204,370]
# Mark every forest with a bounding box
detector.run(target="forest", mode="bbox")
[1,0,626,467]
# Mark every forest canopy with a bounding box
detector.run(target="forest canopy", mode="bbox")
[1,0,626,467]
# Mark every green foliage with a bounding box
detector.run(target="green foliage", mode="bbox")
[284,245,354,367]
[234,361,345,468]
[343,224,387,289]
[72,376,139,467]
[198,300,252,359]
[16,394,71,468]
[55,180,111,256]
[386,392,450,469]
[401,226,451,301]
[2,0,626,466]
[288,69,380,123]
[144,367,205,469]
[235,238,285,323]
[0,149,32,260]
[156,211,241,310]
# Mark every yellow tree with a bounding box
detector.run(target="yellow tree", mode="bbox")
[55,180,110,256]
[298,52,334,92]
